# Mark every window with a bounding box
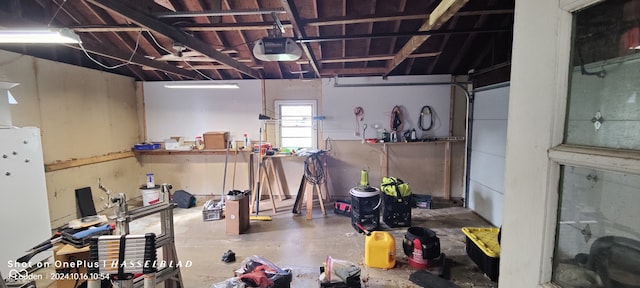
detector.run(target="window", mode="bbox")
[550,1,640,286]
[275,100,317,149]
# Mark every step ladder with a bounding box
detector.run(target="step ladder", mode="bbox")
[108,186,184,288]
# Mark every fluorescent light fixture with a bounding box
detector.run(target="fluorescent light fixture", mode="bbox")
[0,28,81,44]
[164,83,240,89]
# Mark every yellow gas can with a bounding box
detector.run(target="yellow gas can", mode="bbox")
[364,231,396,269]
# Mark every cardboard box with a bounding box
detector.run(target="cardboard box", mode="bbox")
[203,132,229,150]
[53,244,90,288]
[226,196,250,235]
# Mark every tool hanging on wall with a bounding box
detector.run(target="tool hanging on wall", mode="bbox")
[419,105,434,131]
[390,106,404,133]
[354,106,364,136]
[361,123,368,143]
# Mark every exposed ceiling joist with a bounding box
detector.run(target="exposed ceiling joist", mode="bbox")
[154,8,285,18]
[71,22,295,32]
[70,10,515,33]
[180,64,264,70]
[179,22,292,32]
[0,0,514,81]
[0,10,199,79]
[298,28,510,43]
[320,67,387,76]
[68,39,200,79]
[281,0,321,78]
[456,9,513,16]
[85,0,261,79]
[384,0,469,78]
[305,13,427,26]
[303,9,513,27]
[318,52,440,64]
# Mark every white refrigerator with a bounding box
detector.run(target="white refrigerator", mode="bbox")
[0,127,52,277]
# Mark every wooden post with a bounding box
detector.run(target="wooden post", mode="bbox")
[444,142,452,200]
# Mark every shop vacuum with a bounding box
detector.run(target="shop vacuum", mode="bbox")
[403,227,442,269]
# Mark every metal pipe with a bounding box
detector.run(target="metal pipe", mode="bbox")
[155,8,285,18]
[463,86,474,209]
[332,81,472,88]
[297,28,511,43]
[128,202,173,221]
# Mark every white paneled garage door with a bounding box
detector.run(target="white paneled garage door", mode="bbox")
[469,83,509,226]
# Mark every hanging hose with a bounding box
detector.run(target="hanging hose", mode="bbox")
[419,105,434,131]
[390,106,404,132]
[304,153,325,185]
[354,106,364,136]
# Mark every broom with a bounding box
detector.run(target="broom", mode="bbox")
[250,127,272,221]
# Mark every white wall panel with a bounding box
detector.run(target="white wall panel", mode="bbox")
[143,80,263,142]
[322,75,453,140]
[469,83,509,226]
[468,180,504,226]
[473,86,510,119]
[471,120,508,157]
[469,151,506,194]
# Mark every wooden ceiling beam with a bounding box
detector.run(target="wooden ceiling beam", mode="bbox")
[384,0,469,78]
[68,10,511,33]
[145,64,264,70]
[456,9,513,16]
[65,38,200,79]
[388,0,407,55]
[71,22,293,32]
[76,0,167,80]
[188,65,264,70]
[318,52,440,64]
[0,4,187,80]
[427,17,459,74]
[304,9,512,27]
[281,0,321,78]
[448,15,489,73]
[182,0,225,80]
[85,0,261,79]
[305,12,427,26]
[221,0,261,79]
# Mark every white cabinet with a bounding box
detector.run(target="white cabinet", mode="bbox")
[0,127,52,276]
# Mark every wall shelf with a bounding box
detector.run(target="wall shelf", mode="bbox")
[133,149,247,155]
[371,136,465,201]
[367,137,466,145]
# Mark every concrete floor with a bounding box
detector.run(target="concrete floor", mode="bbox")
[26,197,497,288]
[127,197,498,288]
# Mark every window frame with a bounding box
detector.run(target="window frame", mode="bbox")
[540,0,640,286]
[274,100,318,149]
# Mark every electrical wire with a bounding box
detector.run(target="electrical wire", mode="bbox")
[304,153,325,185]
[145,31,173,55]
[145,30,213,80]
[181,60,214,80]
[418,105,434,131]
[79,31,142,69]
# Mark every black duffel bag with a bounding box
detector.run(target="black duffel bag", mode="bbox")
[172,190,196,208]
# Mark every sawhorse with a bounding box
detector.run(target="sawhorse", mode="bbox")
[292,152,330,219]
[250,155,288,214]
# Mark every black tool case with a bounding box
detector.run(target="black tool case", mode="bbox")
[382,193,411,227]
